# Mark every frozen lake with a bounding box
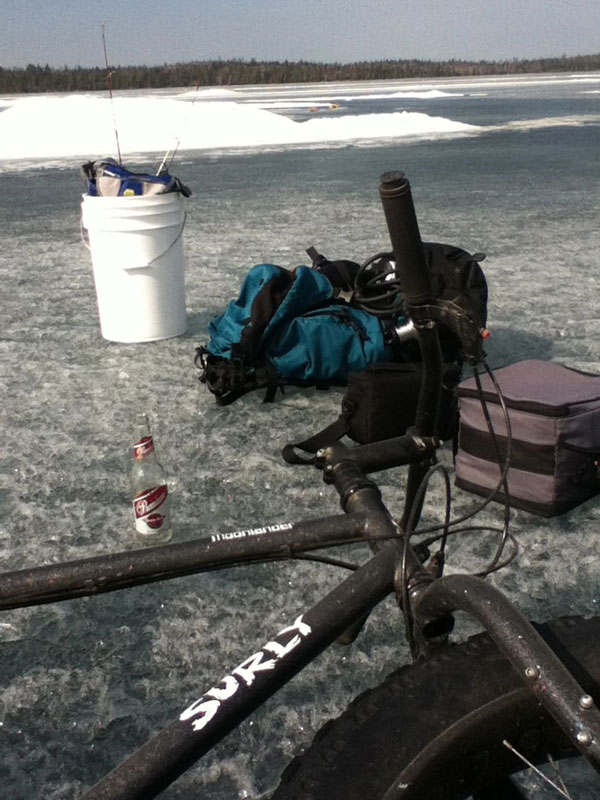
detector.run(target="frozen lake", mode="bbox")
[1,73,600,798]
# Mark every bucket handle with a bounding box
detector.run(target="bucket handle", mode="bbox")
[127,213,187,269]
[80,213,187,269]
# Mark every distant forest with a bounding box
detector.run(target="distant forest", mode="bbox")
[2,53,600,94]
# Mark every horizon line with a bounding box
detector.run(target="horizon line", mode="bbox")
[3,51,600,73]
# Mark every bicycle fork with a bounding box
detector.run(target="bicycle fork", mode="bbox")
[348,469,600,774]
[410,567,600,773]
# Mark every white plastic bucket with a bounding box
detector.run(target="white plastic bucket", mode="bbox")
[81,193,188,343]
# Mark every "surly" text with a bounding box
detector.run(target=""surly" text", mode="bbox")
[179,614,312,732]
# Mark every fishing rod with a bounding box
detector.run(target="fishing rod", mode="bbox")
[156,77,204,175]
[101,23,122,166]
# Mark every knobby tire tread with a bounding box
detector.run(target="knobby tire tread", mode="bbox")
[271,615,600,800]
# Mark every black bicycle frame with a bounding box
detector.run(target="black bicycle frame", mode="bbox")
[79,481,408,800]
[2,171,600,799]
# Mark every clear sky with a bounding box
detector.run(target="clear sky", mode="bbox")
[3,0,599,69]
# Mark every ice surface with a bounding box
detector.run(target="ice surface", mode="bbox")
[1,74,600,798]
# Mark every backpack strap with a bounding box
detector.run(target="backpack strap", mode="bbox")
[238,267,296,361]
[195,347,252,405]
[306,246,360,293]
[258,363,284,403]
[281,411,351,465]
[196,346,287,405]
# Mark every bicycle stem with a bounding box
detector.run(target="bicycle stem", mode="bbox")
[378,172,443,531]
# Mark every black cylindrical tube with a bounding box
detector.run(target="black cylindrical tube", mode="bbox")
[330,433,437,475]
[378,171,443,532]
[0,514,369,610]
[378,171,432,306]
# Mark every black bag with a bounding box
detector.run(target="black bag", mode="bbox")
[282,361,461,464]
[356,242,488,364]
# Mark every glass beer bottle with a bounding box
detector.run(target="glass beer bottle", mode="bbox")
[130,413,172,545]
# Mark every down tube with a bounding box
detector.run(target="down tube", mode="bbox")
[80,542,400,800]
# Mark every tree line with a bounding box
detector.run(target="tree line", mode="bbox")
[2,53,599,94]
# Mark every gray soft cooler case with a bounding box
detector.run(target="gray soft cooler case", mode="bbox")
[455,360,600,516]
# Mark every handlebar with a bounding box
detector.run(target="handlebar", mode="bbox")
[378,171,432,307]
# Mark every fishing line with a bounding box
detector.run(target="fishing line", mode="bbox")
[101,23,122,166]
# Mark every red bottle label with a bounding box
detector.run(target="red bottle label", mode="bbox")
[133,435,154,460]
[133,484,170,533]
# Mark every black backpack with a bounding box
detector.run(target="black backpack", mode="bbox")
[354,242,487,364]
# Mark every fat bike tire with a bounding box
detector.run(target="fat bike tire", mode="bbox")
[271,616,600,799]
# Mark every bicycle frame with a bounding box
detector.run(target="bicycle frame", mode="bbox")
[2,171,600,799]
